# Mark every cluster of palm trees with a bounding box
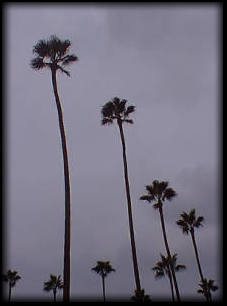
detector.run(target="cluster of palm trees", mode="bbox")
[4,35,219,302]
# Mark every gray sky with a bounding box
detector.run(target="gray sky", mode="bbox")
[5,3,222,301]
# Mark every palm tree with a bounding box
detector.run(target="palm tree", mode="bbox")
[91,261,115,302]
[31,35,78,301]
[43,274,64,302]
[2,270,21,302]
[101,97,142,294]
[197,278,218,302]
[131,289,152,302]
[140,180,181,301]
[176,208,212,301]
[152,253,186,301]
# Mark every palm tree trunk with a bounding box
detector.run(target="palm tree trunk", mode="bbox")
[51,68,71,302]
[117,120,142,293]
[167,266,175,302]
[158,206,181,302]
[102,275,106,302]
[53,288,57,302]
[8,283,11,302]
[190,230,209,302]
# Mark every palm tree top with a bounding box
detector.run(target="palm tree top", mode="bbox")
[43,274,63,291]
[101,97,135,125]
[31,35,78,76]
[152,253,186,278]
[91,261,115,277]
[197,278,218,294]
[176,208,204,234]
[140,179,177,209]
[2,270,21,287]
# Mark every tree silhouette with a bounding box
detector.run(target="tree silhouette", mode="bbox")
[176,208,217,301]
[101,97,142,294]
[152,253,186,301]
[197,278,218,302]
[140,180,181,301]
[43,274,64,302]
[131,289,152,302]
[2,270,21,302]
[91,261,115,302]
[31,35,78,301]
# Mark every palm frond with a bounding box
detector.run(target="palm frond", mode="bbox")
[153,202,161,209]
[175,264,186,272]
[124,105,135,117]
[57,65,70,77]
[139,195,153,203]
[117,99,127,114]
[102,118,113,125]
[30,57,46,70]
[163,187,177,201]
[124,119,134,124]
[32,39,49,57]
[62,54,78,66]
[194,216,204,228]
[101,101,115,118]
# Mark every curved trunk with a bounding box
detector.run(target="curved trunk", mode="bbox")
[158,206,181,302]
[101,274,106,302]
[117,120,142,293]
[190,229,209,302]
[51,68,71,302]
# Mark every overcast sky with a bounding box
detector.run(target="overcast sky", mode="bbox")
[4,3,222,302]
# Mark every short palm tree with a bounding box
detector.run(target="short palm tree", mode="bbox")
[152,253,186,301]
[197,278,218,302]
[31,35,78,302]
[131,289,152,302]
[176,209,213,301]
[43,274,64,302]
[140,180,181,301]
[101,97,142,294]
[91,261,115,302]
[2,270,21,302]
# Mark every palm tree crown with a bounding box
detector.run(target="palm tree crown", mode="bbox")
[43,274,64,292]
[91,261,115,278]
[152,253,186,279]
[31,35,78,76]
[140,180,177,209]
[176,208,204,234]
[197,278,218,301]
[101,97,135,125]
[2,270,21,288]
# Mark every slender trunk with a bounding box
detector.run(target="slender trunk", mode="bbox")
[53,288,57,302]
[158,206,181,302]
[117,120,142,293]
[167,266,175,302]
[51,68,71,302]
[190,229,209,302]
[8,283,11,302]
[101,275,106,302]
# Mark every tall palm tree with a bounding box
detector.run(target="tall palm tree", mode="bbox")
[31,35,78,301]
[140,180,181,301]
[2,270,21,302]
[152,253,186,302]
[197,278,218,302]
[91,261,115,302]
[101,97,142,294]
[176,208,212,301]
[43,274,64,302]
